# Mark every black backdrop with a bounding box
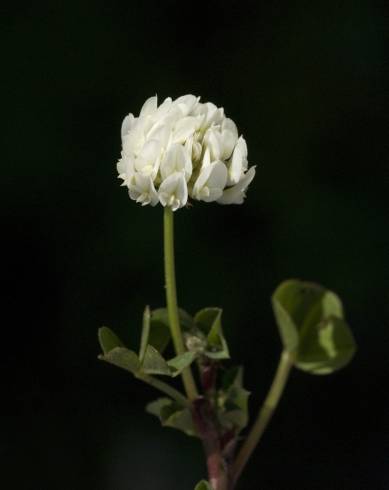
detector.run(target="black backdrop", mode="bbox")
[2,1,388,489]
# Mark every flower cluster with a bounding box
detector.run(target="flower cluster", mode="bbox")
[117,95,256,210]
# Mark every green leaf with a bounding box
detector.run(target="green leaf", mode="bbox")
[146,397,170,417]
[98,327,125,355]
[146,307,193,354]
[271,294,299,352]
[194,307,221,339]
[142,347,197,377]
[272,279,356,374]
[141,345,171,376]
[167,351,197,375]
[146,397,197,437]
[152,307,194,330]
[177,308,195,330]
[297,316,356,374]
[221,386,250,430]
[99,347,140,374]
[222,365,243,391]
[194,481,212,490]
[218,366,250,432]
[194,307,230,360]
[146,308,171,354]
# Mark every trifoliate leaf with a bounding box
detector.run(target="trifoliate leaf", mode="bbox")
[98,326,125,355]
[146,397,197,437]
[272,279,356,374]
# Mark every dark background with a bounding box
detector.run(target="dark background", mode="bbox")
[2,1,388,489]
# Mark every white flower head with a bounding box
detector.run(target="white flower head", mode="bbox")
[118,94,256,210]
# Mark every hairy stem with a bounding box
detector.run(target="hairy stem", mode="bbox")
[163,206,198,400]
[232,351,294,486]
[192,397,228,490]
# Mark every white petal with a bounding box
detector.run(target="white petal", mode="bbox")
[121,114,135,140]
[175,172,188,207]
[236,136,248,161]
[173,116,199,143]
[205,129,222,160]
[206,188,223,201]
[207,161,228,189]
[202,147,211,168]
[220,129,238,160]
[158,172,188,210]
[155,97,172,118]
[193,164,213,194]
[193,141,202,162]
[160,144,192,181]
[160,145,179,180]
[125,157,135,180]
[139,139,161,163]
[203,102,217,120]
[162,107,184,128]
[147,122,172,147]
[217,166,256,205]
[174,95,199,116]
[129,174,159,206]
[122,124,145,157]
[209,107,225,126]
[116,155,135,186]
[227,137,248,184]
[134,140,161,178]
[222,118,238,139]
[139,95,158,117]
[117,157,126,175]
[228,145,244,185]
[193,102,214,129]
[199,102,225,128]
[192,161,227,202]
[182,147,193,181]
[184,136,193,160]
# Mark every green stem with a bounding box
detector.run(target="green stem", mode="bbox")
[232,350,294,486]
[136,373,190,408]
[163,207,198,400]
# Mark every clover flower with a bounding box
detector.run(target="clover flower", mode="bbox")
[117,95,256,210]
